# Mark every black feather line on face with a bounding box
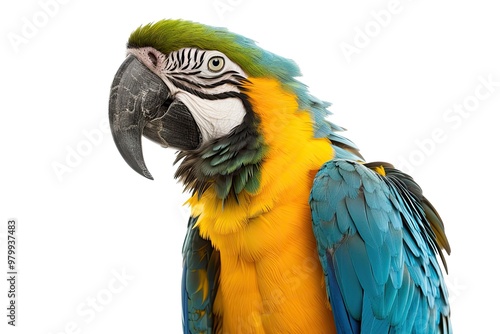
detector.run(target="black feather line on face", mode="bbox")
[169,75,242,90]
[169,78,246,101]
[173,95,266,202]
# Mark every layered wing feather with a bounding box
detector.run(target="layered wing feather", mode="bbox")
[310,159,451,334]
[182,217,221,333]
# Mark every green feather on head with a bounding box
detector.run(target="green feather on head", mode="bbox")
[128,19,301,81]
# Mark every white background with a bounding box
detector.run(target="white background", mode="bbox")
[1,0,499,333]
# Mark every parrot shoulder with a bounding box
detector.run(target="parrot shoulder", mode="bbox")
[309,159,452,333]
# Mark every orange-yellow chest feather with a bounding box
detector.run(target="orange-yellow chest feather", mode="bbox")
[188,78,336,333]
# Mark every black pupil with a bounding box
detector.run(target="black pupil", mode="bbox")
[212,59,220,67]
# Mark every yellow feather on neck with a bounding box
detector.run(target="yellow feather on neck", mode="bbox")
[187,77,336,333]
[188,77,333,246]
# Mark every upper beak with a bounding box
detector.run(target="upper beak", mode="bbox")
[108,55,170,180]
[109,54,203,179]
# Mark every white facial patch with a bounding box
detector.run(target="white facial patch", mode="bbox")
[175,93,246,142]
[160,48,249,144]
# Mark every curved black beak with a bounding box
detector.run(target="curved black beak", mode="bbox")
[109,56,170,179]
[109,55,202,180]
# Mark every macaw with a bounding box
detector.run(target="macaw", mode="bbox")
[108,19,452,333]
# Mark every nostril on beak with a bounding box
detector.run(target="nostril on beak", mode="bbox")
[148,51,158,67]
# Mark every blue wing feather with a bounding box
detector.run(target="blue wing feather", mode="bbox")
[310,159,451,333]
[182,217,220,333]
[326,251,361,334]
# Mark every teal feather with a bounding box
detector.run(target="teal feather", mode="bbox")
[174,112,266,199]
[310,160,452,333]
[335,245,363,318]
[365,241,391,286]
[182,217,221,333]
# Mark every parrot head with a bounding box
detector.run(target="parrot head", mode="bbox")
[109,19,358,198]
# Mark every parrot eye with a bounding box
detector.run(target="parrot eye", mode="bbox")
[207,56,225,72]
